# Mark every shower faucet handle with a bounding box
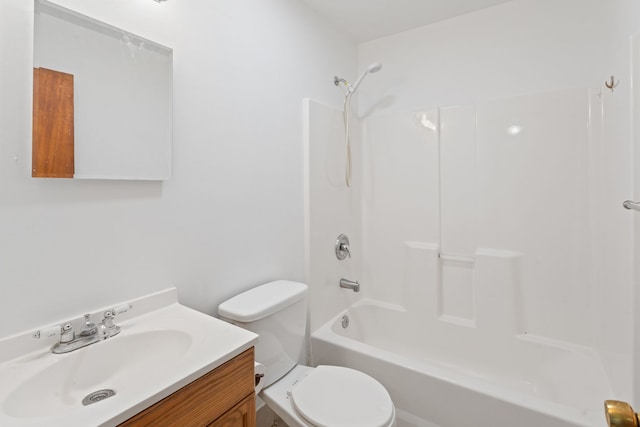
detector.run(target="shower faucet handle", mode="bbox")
[339,242,351,257]
[335,234,351,260]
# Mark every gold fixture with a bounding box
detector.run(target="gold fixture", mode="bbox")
[604,400,639,427]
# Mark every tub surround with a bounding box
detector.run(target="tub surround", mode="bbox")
[355,0,636,401]
[0,288,258,427]
[303,83,628,424]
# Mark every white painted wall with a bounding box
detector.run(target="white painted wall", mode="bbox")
[358,0,639,113]
[357,0,639,400]
[0,0,356,338]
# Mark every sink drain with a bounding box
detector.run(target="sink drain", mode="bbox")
[82,389,116,406]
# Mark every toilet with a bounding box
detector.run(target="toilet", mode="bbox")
[218,280,396,427]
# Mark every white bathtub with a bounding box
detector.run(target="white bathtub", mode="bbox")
[311,300,611,427]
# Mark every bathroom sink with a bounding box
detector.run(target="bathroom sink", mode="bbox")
[0,288,258,427]
[4,330,192,418]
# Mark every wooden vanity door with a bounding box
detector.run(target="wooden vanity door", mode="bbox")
[32,67,74,178]
[207,394,255,427]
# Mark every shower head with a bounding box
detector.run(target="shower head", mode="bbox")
[349,62,383,94]
[367,63,383,73]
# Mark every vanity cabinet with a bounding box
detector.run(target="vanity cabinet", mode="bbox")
[119,347,255,427]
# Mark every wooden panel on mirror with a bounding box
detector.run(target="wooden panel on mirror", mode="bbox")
[32,67,74,178]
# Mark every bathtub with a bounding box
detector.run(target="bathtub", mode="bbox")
[310,300,611,427]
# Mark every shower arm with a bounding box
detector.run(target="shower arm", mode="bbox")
[334,76,348,86]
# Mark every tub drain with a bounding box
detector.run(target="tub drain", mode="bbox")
[341,315,349,328]
[82,389,116,406]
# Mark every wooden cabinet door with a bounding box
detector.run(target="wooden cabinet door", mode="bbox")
[208,394,255,427]
[32,67,74,178]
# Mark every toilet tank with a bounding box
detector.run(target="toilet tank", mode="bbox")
[218,280,308,388]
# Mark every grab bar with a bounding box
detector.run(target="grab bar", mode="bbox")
[438,253,475,263]
[623,200,640,212]
[438,253,475,267]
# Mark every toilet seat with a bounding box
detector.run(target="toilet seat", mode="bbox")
[288,365,394,427]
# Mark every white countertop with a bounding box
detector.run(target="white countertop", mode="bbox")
[0,288,258,427]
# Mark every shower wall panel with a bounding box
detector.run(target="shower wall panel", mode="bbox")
[440,105,476,256]
[303,99,363,332]
[439,105,477,323]
[362,89,594,346]
[475,89,592,345]
[361,109,439,306]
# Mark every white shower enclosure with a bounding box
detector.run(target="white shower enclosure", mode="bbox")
[304,2,640,426]
[305,84,629,426]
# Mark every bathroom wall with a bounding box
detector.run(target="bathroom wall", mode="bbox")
[356,0,639,400]
[0,0,356,338]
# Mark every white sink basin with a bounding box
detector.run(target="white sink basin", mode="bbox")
[0,288,258,427]
[5,330,192,418]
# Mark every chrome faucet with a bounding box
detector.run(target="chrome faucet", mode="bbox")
[77,313,98,338]
[51,314,111,354]
[34,304,132,354]
[340,278,360,292]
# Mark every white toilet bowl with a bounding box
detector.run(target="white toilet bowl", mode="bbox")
[260,365,396,427]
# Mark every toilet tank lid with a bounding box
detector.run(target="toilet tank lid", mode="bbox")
[218,280,308,322]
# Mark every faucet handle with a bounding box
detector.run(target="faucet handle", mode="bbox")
[102,310,115,327]
[101,303,131,338]
[336,234,351,260]
[105,303,132,318]
[59,323,75,343]
[32,323,73,344]
[340,243,351,257]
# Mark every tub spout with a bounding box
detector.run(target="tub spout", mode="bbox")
[340,278,360,292]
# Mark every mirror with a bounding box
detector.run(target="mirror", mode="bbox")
[33,0,172,180]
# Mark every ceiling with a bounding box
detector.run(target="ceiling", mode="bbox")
[298,0,515,42]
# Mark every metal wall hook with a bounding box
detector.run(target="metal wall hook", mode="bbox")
[605,76,619,92]
[623,200,640,212]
